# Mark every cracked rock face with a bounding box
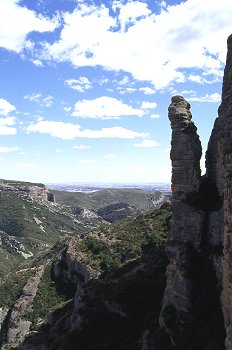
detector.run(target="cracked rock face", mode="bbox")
[161,35,232,349]
[160,96,205,342]
[6,266,44,347]
[168,95,202,199]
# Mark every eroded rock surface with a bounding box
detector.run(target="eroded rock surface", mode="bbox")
[161,35,232,349]
[5,266,44,347]
[160,96,205,345]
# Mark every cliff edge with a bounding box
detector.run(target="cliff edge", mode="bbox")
[160,35,232,350]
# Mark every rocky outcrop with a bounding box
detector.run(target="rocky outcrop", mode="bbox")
[215,34,232,350]
[161,35,232,349]
[159,96,206,345]
[0,181,55,203]
[54,237,101,285]
[2,266,44,348]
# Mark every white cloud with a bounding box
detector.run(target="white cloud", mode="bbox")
[188,92,221,103]
[118,87,137,94]
[64,106,72,112]
[24,93,54,107]
[0,146,18,153]
[65,77,92,92]
[150,114,160,119]
[0,126,17,135]
[134,139,159,148]
[32,59,44,67]
[118,1,151,32]
[0,0,59,52]
[96,78,110,85]
[56,149,64,153]
[0,116,16,126]
[0,116,17,135]
[141,101,157,109]
[24,93,42,103]
[139,87,156,95]
[42,96,54,107]
[72,96,144,119]
[160,1,167,9]
[73,144,90,149]
[181,89,197,95]
[40,0,232,89]
[104,153,117,159]
[0,98,16,116]
[188,74,220,84]
[26,121,148,140]
[118,76,130,86]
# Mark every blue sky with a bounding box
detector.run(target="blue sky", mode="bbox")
[0,0,231,184]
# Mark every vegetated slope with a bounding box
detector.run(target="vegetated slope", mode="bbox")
[51,188,164,210]
[51,188,165,219]
[0,179,105,277]
[16,206,174,350]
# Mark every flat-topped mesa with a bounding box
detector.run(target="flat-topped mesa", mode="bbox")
[169,95,202,199]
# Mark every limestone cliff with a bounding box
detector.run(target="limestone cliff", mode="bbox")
[159,96,206,345]
[160,35,232,349]
[0,180,55,203]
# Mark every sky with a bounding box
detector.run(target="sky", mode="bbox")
[0,0,231,184]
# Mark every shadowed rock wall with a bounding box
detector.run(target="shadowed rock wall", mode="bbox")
[161,35,232,349]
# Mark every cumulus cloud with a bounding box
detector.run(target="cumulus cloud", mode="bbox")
[188,92,221,102]
[72,96,144,119]
[40,0,232,89]
[134,139,159,148]
[24,93,54,107]
[0,0,59,52]
[65,77,92,92]
[0,98,16,116]
[0,146,19,152]
[117,1,151,32]
[26,121,148,140]
[0,116,16,126]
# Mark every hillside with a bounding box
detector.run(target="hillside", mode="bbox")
[51,187,164,213]
[0,179,105,277]
[0,180,165,278]
[0,206,173,350]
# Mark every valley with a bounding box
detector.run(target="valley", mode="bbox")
[0,178,171,350]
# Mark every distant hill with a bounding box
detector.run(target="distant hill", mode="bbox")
[51,187,165,212]
[0,179,105,277]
